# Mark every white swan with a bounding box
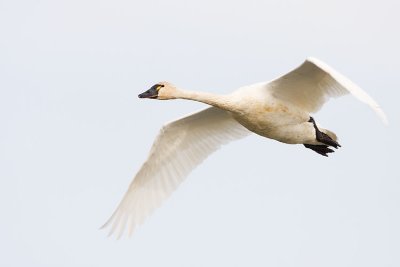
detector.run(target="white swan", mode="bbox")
[102,57,387,237]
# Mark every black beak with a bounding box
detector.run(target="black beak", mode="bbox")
[138,86,158,99]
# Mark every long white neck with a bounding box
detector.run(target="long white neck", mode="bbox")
[174,89,235,111]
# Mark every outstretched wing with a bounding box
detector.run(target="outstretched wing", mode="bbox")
[102,107,250,238]
[268,57,388,124]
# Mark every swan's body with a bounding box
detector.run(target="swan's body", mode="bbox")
[229,85,321,145]
[102,57,387,237]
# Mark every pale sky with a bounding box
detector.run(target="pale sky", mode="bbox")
[1,0,399,266]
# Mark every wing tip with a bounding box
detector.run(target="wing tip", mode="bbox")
[99,216,113,231]
[376,108,389,126]
[306,57,389,126]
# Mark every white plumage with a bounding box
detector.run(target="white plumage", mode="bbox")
[269,57,387,123]
[102,108,249,238]
[102,58,387,237]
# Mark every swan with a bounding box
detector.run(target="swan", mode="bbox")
[102,57,387,237]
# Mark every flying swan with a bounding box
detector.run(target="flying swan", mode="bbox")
[102,57,387,237]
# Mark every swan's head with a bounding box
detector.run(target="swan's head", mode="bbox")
[138,82,178,100]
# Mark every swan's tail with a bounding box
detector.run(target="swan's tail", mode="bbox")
[321,128,338,142]
[304,127,340,157]
[305,117,341,156]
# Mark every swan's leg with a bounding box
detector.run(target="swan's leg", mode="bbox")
[303,144,334,157]
[308,117,341,148]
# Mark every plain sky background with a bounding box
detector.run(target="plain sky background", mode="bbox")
[1,0,399,266]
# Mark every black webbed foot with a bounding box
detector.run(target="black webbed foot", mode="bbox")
[303,144,335,157]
